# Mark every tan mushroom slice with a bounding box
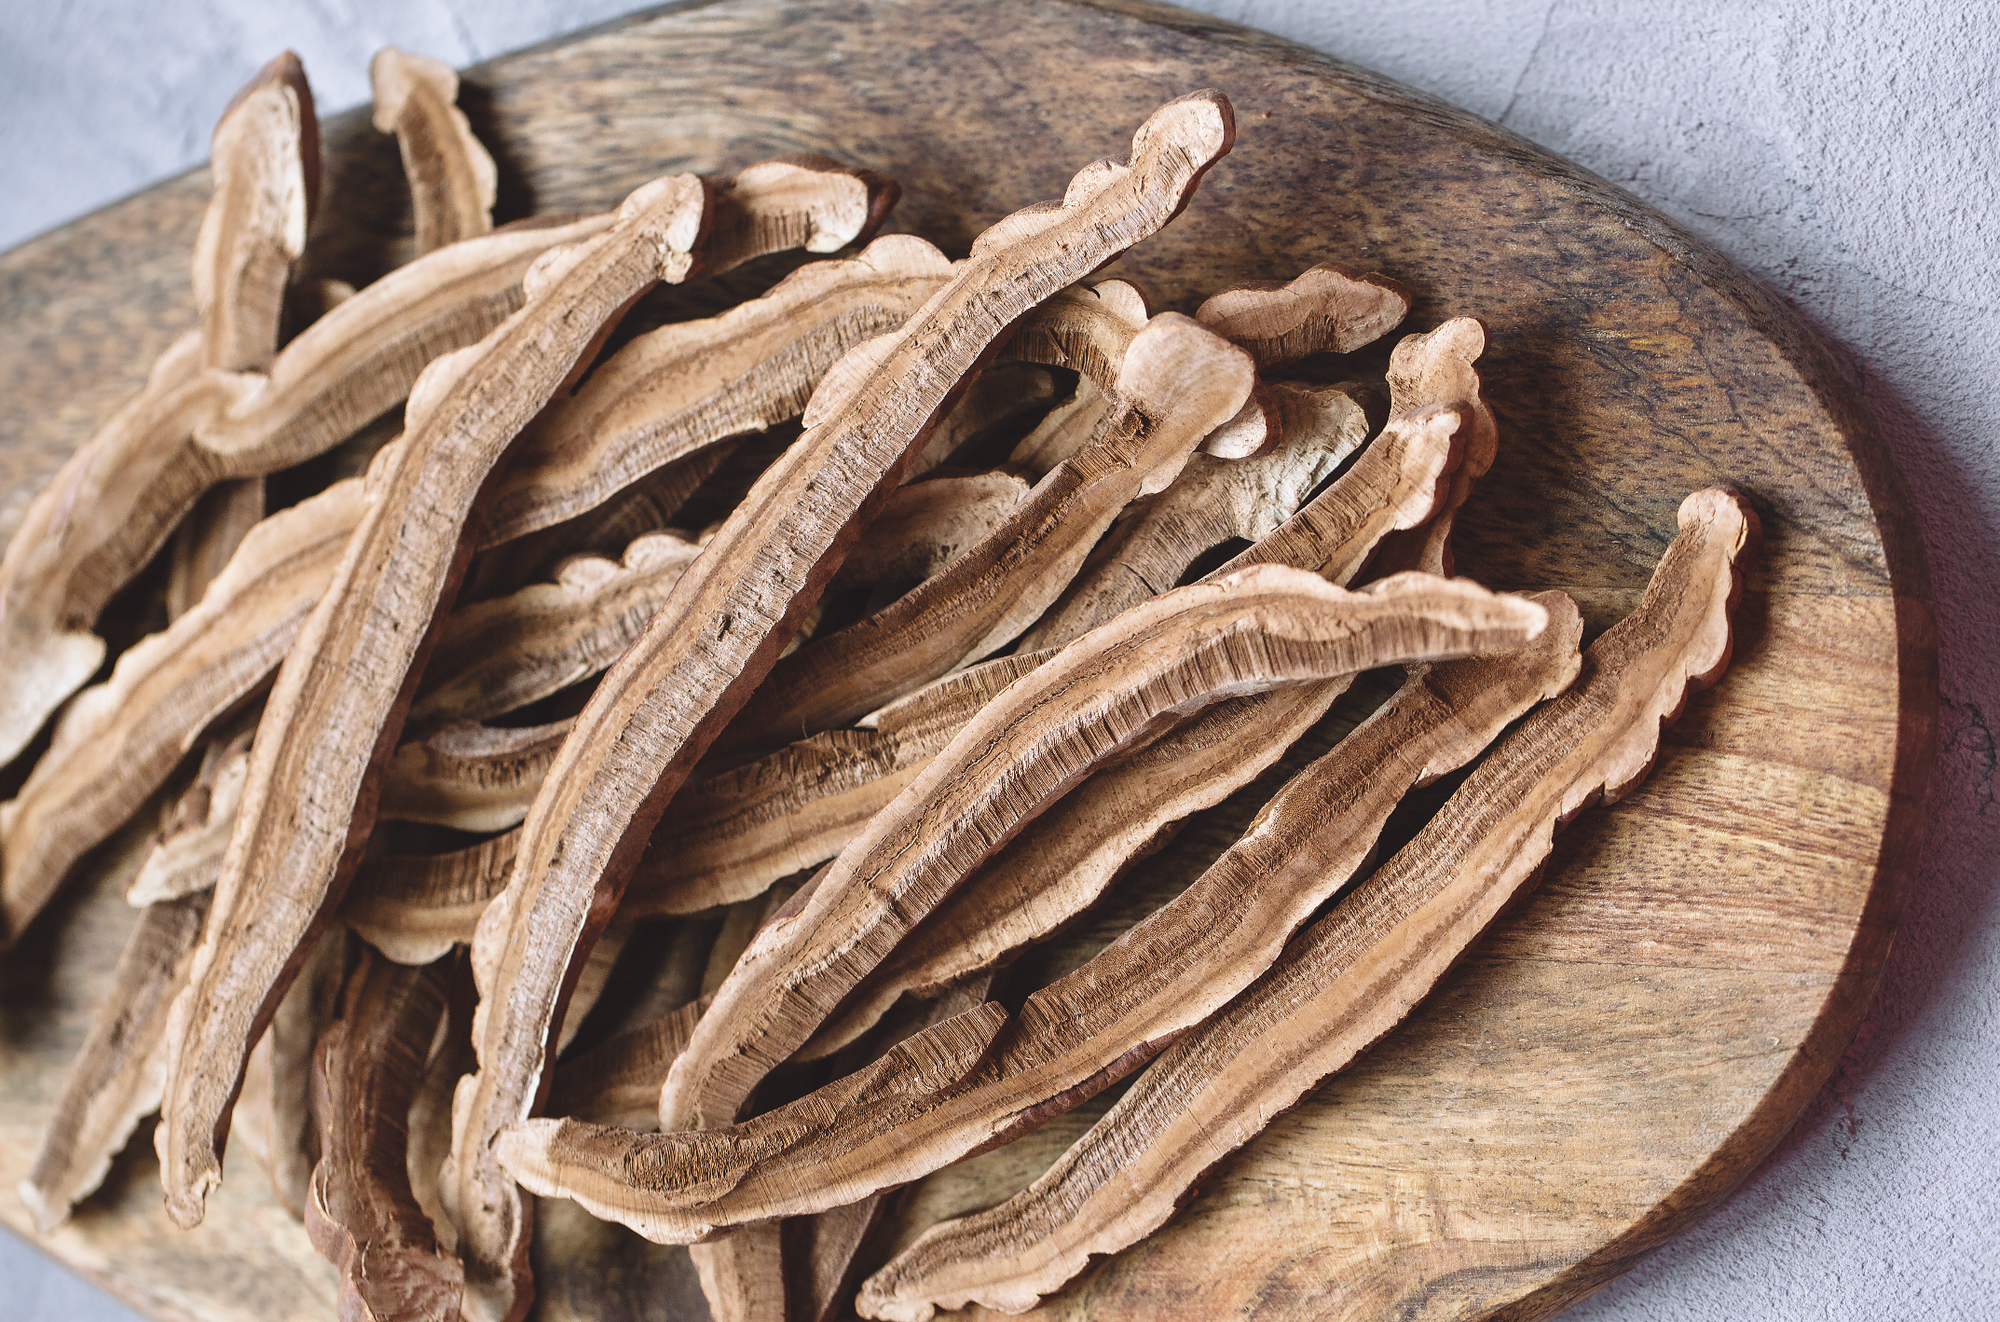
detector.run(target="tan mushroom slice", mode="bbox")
[721,310,1256,756]
[409,957,477,1254]
[304,948,462,1322]
[268,927,351,1220]
[1368,317,1500,577]
[0,476,366,943]
[128,724,255,906]
[473,229,939,550]
[546,1000,705,1130]
[905,361,1060,477]
[18,885,210,1232]
[859,492,1752,1321]
[1018,380,1373,651]
[1007,375,1114,478]
[1193,262,1408,370]
[343,829,519,966]
[1213,401,1465,583]
[623,649,1057,922]
[832,470,1031,590]
[195,50,320,374]
[495,583,1570,1242]
[447,92,1239,1322]
[378,718,573,834]
[370,46,498,253]
[659,565,1549,1139]
[156,168,732,1231]
[411,529,706,727]
[165,478,268,621]
[1004,279,1148,390]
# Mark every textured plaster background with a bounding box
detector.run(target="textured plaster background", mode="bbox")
[2,1,1996,1319]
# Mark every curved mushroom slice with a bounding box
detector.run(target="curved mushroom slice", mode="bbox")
[379,718,572,833]
[624,649,1055,920]
[305,948,462,1322]
[860,493,1752,1320]
[1007,376,1113,478]
[1193,262,1408,371]
[0,477,366,943]
[495,588,1573,1244]
[18,888,212,1232]
[1005,279,1148,390]
[1018,381,1373,651]
[448,92,1239,1322]
[474,230,941,550]
[195,50,320,374]
[1368,317,1500,577]
[268,927,351,1220]
[722,311,1255,755]
[705,154,900,273]
[661,566,1549,1137]
[343,830,518,966]
[166,479,268,621]
[832,470,1031,591]
[158,171,718,1232]
[371,46,498,253]
[1214,402,1464,584]
[128,725,255,906]
[411,529,706,726]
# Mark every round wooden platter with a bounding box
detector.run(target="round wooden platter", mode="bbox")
[0,1,1936,1319]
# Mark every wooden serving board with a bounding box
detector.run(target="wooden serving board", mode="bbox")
[0,1,1935,1318]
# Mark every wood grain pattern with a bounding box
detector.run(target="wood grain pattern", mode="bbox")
[0,1,1932,1319]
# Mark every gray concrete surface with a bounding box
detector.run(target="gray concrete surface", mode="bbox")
[3,1,1996,1318]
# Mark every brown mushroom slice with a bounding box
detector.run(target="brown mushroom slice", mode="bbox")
[1004,279,1148,390]
[155,172,721,1232]
[623,649,1056,920]
[1214,401,1465,583]
[195,50,320,374]
[1018,380,1373,652]
[721,310,1256,755]
[474,230,934,552]
[447,92,1239,1322]
[1368,317,1500,577]
[832,470,1031,590]
[1006,376,1113,478]
[409,957,477,1254]
[0,476,366,943]
[860,493,1751,1320]
[305,948,462,1322]
[371,46,498,253]
[343,830,519,966]
[128,725,255,906]
[378,718,573,834]
[18,886,212,1231]
[166,479,269,621]
[1194,262,1408,371]
[495,585,1570,1242]
[411,529,706,726]
[660,565,1548,1137]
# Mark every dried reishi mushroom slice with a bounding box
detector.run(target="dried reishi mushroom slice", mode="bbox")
[905,362,1059,478]
[128,725,255,906]
[0,476,366,943]
[706,154,900,271]
[304,948,462,1322]
[448,92,1239,1322]
[379,719,573,834]
[861,493,1752,1320]
[410,529,706,726]
[622,649,1055,920]
[832,470,1031,590]
[1007,376,1113,478]
[1018,380,1374,651]
[371,46,498,254]
[165,478,267,621]
[1193,262,1408,370]
[158,170,717,1232]
[268,927,351,1220]
[475,228,936,550]
[19,887,212,1231]
[722,310,1256,755]
[495,579,1565,1242]
[545,1000,704,1129]
[195,50,320,374]
[1368,317,1500,577]
[343,830,519,966]
[658,566,1549,1138]
[1004,279,1148,389]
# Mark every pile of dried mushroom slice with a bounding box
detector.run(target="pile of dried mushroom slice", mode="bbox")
[1,45,1757,1322]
